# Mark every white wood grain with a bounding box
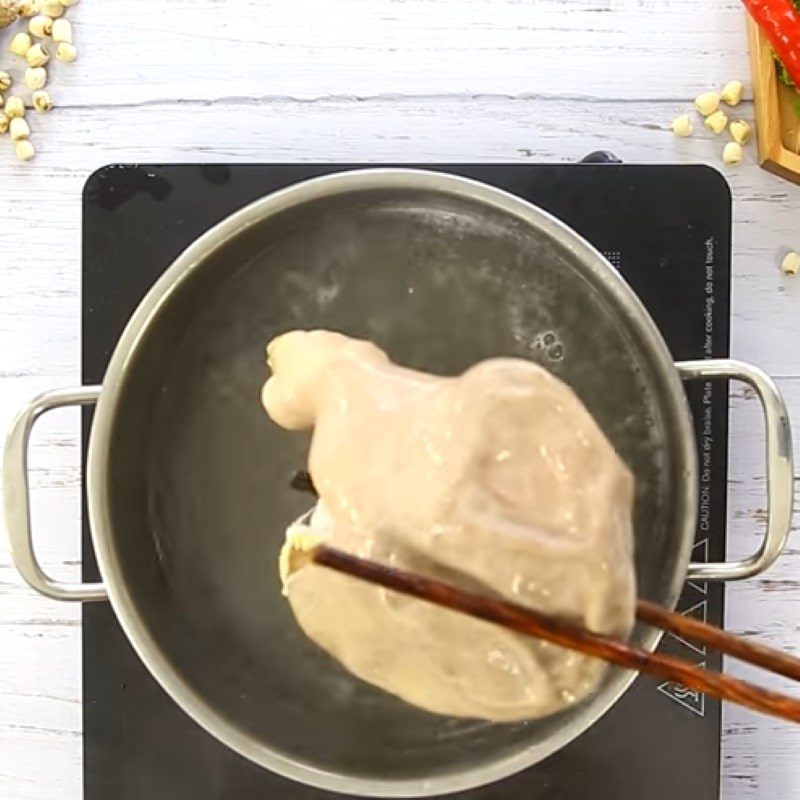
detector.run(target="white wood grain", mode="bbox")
[1,1,799,798]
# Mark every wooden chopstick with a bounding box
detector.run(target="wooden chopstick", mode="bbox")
[310,544,800,725]
[636,599,800,682]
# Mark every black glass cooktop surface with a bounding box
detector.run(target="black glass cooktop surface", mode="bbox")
[82,163,730,799]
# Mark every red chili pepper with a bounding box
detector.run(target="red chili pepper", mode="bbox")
[742,0,800,87]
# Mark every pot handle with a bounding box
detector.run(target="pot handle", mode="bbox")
[677,359,794,581]
[3,387,108,602]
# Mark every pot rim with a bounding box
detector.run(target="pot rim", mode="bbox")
[86,167,698,797]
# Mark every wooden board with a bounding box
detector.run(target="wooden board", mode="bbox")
[3,2,800,799]
[747,17,800,184]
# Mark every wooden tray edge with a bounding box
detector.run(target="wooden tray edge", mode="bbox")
[747,17,800,184]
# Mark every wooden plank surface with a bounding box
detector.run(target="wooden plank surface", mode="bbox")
[1,1,799,799]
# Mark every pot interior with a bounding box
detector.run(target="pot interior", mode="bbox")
[100,179,694,790]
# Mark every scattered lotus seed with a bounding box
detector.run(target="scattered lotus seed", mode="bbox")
[18,0,41,16]
[4,94,25,118]
[0,0,78,162]
[694,91,720,116]
[40,0,63,16]
[32,88,51,112]
[55,41,76,62]
[0,0,19,29]
[10,115,31,141]
[781,252,800,276]
[28,13,52,37]
[704,109,729,135]
[25,66,47,90]
[672,113,693,137]
[729,120,752,146]
[51,17,71,43]
[15,138,35,161]
[10,31,33,57]
[720,81,744,107]
[722,141,742,165]
[26,42,50,67]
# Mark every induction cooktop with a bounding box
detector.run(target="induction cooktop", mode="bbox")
[81,162,730,799]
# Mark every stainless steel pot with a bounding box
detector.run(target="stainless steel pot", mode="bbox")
[4,169,794,797]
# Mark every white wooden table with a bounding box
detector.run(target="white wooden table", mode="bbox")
[1,1,798,798]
